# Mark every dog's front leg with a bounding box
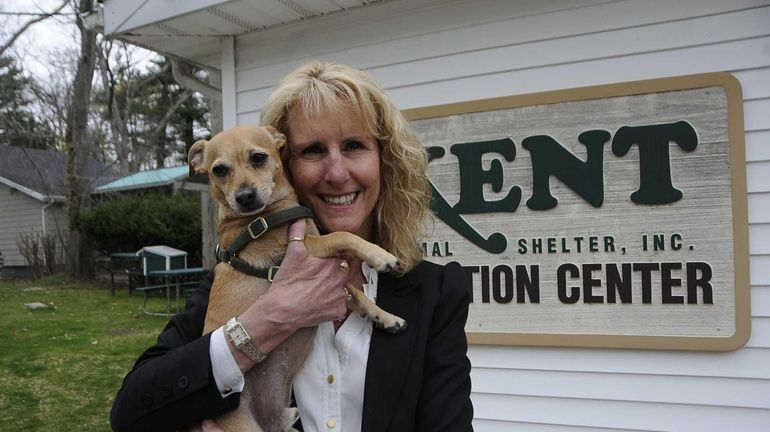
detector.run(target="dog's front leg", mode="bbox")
[346,283,407,333]
[304,232,400,272]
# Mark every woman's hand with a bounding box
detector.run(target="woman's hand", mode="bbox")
[260,218,350,328]
[231,219,349,371]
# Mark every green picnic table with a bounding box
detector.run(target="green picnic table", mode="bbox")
[137,267,208,316]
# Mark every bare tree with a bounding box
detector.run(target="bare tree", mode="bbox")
[95,42,193,171]
[0,0,69,58]
[65,0,97,278]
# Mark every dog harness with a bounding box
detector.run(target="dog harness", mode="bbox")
[215,206,315,280]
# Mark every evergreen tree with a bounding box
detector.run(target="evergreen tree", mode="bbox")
[0,55,55,149]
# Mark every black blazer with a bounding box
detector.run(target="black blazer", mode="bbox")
[111,260,473,432]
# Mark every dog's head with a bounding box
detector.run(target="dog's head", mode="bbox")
[188,125,293,216]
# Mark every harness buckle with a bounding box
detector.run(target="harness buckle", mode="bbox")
[215,244,229,264]
[247,217,268,239]
[267,266,280,282]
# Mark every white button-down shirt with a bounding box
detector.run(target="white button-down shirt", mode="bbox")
[293,263,377,432]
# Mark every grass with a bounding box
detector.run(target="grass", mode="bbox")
[0,275,175,431]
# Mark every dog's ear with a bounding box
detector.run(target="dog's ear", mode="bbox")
[263,125,286,152]
[188,139,208,178]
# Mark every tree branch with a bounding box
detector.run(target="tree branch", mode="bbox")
[0,0,69,57]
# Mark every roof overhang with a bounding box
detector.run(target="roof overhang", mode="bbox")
[0,176,65,202]
[101,0,385,68]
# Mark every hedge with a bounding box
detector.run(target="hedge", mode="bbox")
[78,192,202,265]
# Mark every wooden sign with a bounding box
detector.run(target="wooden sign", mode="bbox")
[406,73,749,351]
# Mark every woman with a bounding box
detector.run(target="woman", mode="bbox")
[110,62,473,432]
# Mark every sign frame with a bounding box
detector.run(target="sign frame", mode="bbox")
[405,73,750,351]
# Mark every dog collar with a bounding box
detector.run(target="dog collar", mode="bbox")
[216,206,314,280]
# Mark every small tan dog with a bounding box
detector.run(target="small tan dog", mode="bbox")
[188,125,406,432]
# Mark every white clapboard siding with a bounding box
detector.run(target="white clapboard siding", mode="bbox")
[734,68,770,100]
[752,256,770,285]
[472,393,770,431]
[746,130,770,162]
[227,0,770,429]
[755,287,770,316]
[472,419,651,432]
[236,34,770,123]
[468,345,770,379]
[234,0,770,90]
[233,3,770,114]
[747,318,770,347]
[748,193,770,223]
[747,160,770,193]
[0,185,67,267]
[0,185,41,266]
[750,224,770,254]
[471,368,770,408]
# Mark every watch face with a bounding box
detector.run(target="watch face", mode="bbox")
[232,331,248,346]
[227,319,250,346]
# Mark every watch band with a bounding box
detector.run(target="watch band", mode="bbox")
[225,317,268,363]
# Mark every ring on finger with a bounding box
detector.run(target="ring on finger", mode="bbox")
[288,237,303,242]
[340,260,349,273]
[343,286,352,301]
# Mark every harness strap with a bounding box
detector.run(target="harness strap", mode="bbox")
[215,206,314,280]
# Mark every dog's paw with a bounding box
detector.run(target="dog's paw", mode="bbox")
[364,249,400,273]
[385,318,407,334]
[372,314,408,334]
[282,407,300,431]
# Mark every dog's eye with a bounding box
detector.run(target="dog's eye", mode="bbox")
[250,152,268,166]
[212,164,229,177]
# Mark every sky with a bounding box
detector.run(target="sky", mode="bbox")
[1,0,156,82]
[1,0,80,80]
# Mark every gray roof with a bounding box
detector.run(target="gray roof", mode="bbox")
[0,145,117,202]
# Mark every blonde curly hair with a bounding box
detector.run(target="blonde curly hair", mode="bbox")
[261,61,430,272]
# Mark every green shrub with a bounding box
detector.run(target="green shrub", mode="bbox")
[78,192,201,265]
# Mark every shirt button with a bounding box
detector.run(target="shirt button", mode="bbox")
[326,417,336,428]
[327,374,334,384]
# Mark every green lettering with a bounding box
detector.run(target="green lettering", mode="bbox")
[450,138,521,213]
[612,121,698,204]
[427,146,507,253]
[523,130,609,210]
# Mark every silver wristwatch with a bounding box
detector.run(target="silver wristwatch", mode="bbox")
[225,317,267,363]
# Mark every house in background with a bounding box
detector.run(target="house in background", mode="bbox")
[0,145,115,276]
[98,0,770,430]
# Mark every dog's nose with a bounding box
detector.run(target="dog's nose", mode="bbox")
[235,188,257,206]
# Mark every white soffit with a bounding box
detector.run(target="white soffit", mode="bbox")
[104,0,383,68]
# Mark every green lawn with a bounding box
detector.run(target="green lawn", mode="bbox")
[0,276,175,431]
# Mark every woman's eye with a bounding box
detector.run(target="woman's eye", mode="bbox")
[301,144,324,155]
[211,164,229,177]
[250,152,267,166]
[344,140,366,151]
[296,144,325,161]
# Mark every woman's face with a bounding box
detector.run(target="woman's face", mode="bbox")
[286,104,381,242]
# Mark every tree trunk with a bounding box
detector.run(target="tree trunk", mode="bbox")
[65,0,97,278]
